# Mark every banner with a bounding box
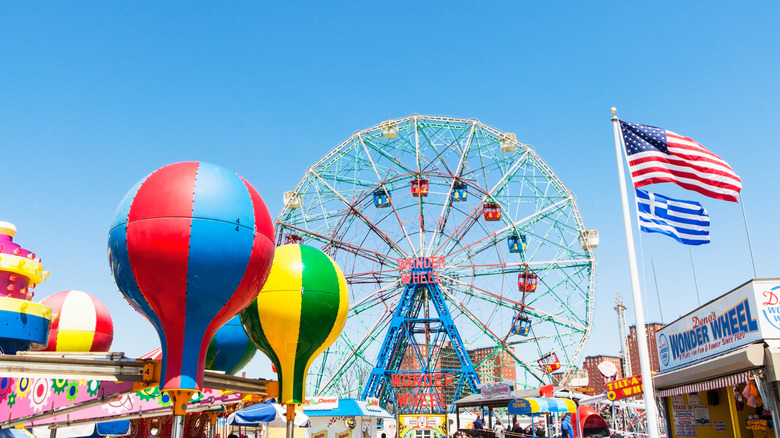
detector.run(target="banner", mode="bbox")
[656,280,780,371]
[304,397,339,410]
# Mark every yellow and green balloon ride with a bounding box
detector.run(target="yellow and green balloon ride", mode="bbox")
[240,244,348,407]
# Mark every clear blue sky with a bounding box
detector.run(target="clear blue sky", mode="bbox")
[1,2,778,382]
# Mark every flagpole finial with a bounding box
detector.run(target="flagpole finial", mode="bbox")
[610,107,617,114]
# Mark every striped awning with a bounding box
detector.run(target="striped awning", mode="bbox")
[656,370,755,397]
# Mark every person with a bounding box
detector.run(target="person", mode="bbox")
[471,415,484,438]
[560,414,574,438]
[493,419,505,438]
[511,417,523,437]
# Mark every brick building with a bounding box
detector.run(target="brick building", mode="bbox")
[627,322,664,374]
[582,355,623,395]
[469,346,517,383]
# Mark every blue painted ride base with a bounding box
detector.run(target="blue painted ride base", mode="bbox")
[0,307,50,354]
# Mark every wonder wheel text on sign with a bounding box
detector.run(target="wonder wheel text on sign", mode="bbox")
[276,115,597,413]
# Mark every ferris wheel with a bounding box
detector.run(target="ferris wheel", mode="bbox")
[275,115,596,410]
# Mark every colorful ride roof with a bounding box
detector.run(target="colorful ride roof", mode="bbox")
[507,397,576,415]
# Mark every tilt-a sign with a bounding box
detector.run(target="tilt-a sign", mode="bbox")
[606,375,643,401]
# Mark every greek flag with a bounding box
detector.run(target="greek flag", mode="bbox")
[636,189,710,245]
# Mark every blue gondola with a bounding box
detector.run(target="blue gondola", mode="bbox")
[508,234,527,253]
[451,182,468,201]
[373,189,391,208]
[512,316,532,336]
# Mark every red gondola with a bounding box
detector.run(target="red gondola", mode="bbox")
[538,352,561,374]
[518,266,538,292]
[411,179,429,197]
[483,203,501,221]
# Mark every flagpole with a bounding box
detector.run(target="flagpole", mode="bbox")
[738,193,758,278]
[650,258,664,323]
[611,108,660,438]
[688,247,702,305]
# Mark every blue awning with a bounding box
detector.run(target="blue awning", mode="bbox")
[0,429,35,438]
[304,399,393,419]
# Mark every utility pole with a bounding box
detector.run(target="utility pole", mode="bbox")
[615,291,632,378]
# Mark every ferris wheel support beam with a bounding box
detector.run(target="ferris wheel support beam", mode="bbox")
[432,150,531,257]
[427,122,476,256]
[362,276,480,413]
[314,303,397,397]
[277,222,396,267]
[309,170,409,258]
[359,134,418,253]
[439,286,547,384]
[444,200,573,267]
[441,273,588,331]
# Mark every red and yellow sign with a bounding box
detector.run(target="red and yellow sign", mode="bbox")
[312,431,327,438]
[606,375,643,401]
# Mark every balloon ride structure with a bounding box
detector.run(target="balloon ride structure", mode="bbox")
[108,162,275,438]
[241,243,348,438]
[142,315,258,376]
[0,221,53,354]
[40,290,114,352]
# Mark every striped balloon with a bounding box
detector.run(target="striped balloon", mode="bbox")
[108,161,274,393]
[40,290,113,352]
[240,244,348,404]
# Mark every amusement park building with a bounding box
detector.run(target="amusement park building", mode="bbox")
[582,355,623,395]
[653,279,780,438]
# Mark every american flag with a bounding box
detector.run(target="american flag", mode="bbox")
[619,120,741,202]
